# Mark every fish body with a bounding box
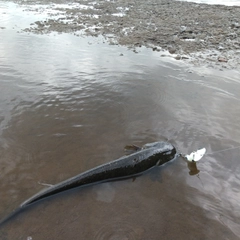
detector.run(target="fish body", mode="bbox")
[0,141,176,225]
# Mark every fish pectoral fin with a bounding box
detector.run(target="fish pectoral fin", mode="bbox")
[124,144,141,155]
[124,144,141,151]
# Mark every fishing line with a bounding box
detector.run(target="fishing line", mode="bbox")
[206,145,240,155]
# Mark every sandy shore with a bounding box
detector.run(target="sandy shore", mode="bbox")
[11,0,240,68]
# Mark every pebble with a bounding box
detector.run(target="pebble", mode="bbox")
[175,55,181,60]
[218,56,228,62]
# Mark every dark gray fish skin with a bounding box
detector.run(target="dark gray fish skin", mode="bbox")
[0,141,177,226]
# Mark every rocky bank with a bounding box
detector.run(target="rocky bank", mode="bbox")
[15,0,240,69]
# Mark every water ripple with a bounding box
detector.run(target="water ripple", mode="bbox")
[93,221,144,240]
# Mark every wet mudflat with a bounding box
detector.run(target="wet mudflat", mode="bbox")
[1,1,240,240]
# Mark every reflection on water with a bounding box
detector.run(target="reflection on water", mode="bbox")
[187,161,200,176]
[1,1,240,239]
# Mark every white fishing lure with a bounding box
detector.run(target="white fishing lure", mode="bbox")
[185,148,206,162]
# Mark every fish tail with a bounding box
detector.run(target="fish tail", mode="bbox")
[0,207,23,228]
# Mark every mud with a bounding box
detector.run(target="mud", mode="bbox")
[8,0,240,69]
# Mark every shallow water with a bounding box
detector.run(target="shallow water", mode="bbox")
[178,0,240,6]
[1,1,240,240]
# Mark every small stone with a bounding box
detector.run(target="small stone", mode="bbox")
[180,26,187,32]
[181,55,189,59]
[175,55,181,60]
[134,42,141,47]
[218,56,228,62]
[231,22,240,28]
[168,47,176,54]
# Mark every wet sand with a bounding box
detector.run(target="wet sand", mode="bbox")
[1,1,240,240]
[11,0,240,70]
